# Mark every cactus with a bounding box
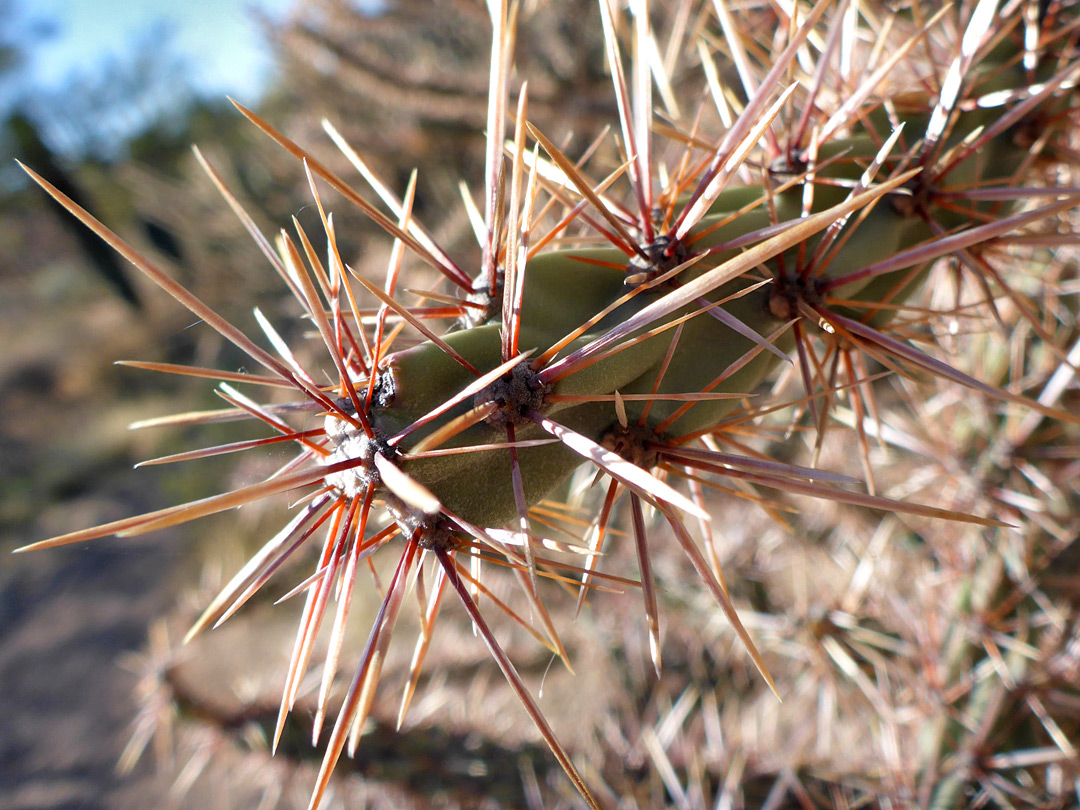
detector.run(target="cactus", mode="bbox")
[19,1,1080,807]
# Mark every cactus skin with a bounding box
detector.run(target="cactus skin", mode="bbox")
[19,1,1080,808]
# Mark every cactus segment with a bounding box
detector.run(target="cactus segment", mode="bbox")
[19,1,1080,807]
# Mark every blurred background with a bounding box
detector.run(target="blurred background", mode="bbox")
[0,2,302,807]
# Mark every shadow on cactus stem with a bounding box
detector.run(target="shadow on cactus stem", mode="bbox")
[18,0,1080,807]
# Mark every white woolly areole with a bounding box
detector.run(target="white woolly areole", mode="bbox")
[322,414,375,498]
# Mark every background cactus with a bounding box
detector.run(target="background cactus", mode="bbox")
[12,0,1080,807]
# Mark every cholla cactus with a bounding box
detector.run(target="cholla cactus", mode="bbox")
[20,0,1080,807]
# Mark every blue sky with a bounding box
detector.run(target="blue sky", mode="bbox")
[0,0,299,160]
[27,0,296,103]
